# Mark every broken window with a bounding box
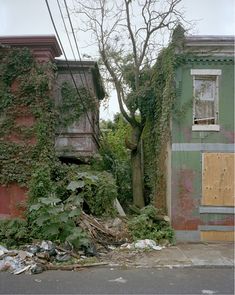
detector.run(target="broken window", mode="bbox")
[191,69,221,128]
[194,76,217,125]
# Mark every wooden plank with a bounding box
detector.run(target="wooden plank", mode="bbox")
[201,231,234,242]
[202,153,234,206]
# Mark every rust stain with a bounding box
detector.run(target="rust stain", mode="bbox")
[172,168,200,230]
[221,127,235,143]
[183,127,192,142]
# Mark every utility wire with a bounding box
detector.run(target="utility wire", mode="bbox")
[62,0,104,139]
[44,0,100,147]
[56,0,76,60]
[63,0,91,91]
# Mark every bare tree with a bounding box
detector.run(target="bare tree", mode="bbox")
[72,0,187,208]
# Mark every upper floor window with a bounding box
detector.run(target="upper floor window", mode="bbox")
[191,69,221,131]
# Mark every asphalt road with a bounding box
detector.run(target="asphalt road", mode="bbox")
[0,267,234,294]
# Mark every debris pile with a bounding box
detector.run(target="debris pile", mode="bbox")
[0,211,171,274]
[0,241,107,275]
[79,213,130,251]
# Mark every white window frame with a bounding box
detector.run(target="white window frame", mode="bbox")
[191,69,221,131]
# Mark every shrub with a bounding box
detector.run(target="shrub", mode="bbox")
[128,205,174,243]
[0,218,30,247]
[67,170,118,216]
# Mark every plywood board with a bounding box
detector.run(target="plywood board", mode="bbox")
[202,153,234,206]
[201,231,234,242]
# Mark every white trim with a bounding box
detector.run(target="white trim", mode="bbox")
[190,69,222,76]
[192,125,220,131]
[172,143,235,152]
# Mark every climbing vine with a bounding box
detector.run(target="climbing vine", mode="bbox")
[142,40,185,210]
[0,48,57,185]
[0,47,94,187]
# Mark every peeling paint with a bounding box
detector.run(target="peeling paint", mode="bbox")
[172,168,200,230]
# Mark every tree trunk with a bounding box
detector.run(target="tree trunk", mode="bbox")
[129,126,145,208]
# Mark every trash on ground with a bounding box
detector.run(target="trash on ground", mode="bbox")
[121,239,164,251]
[108,276,127,283]
[0,241,109,275]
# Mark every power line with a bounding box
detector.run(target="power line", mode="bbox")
[56,0,76,60]
[63,0,91,91]
[44,0,100,147]
[61,0,104,140]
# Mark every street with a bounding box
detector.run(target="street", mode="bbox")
[0,267,234,294]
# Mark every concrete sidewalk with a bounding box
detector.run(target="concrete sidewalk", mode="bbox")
[105,242,234,268]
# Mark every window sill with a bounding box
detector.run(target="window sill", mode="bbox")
[192,125,220,131]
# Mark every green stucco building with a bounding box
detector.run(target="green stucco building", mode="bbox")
[168,35,234,242]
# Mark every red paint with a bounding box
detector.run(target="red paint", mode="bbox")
[5,133,36,145]
[10,79,20,93]
[15,115,35,127]
[207,216,235,226]
[172,168,201,230]
[0,184,28,218]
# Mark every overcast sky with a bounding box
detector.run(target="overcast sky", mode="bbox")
[0,0,234,119]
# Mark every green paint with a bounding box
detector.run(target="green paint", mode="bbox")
[172,59,234,143]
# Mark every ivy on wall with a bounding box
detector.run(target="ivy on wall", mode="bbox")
[0,47,94,187]
[0,48,57,185]
[142,32,187,209]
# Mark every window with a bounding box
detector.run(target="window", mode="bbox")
[191,69,221,131]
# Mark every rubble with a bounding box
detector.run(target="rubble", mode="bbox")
[78,212,129,248]
[0,240,108,275]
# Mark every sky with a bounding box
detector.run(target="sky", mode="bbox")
[0,0,234,120]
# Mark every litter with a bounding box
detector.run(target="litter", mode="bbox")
[121,239,164,251]
[13,265,31,275]
[55,253,71,262]
[108,277,127,283]
[31,264,46,274]
[0,245,8,258]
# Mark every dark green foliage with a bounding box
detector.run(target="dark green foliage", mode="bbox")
[0,218,30,247]
[57,81,96,128]
[28,193,89,249]
[67,170,118,216]
[142,44,177,205]
[27,164,117,248]
[0,47,101,249]
[96,115,132,209]
[128,205,174,243]
[0,48,34,86]
[0,48,57,186]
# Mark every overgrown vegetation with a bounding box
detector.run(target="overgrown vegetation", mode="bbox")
[0,47,117,249]
[0,218,30,248]
[0,26,182,248]
[95,115,132,209]
[128,205,174,244]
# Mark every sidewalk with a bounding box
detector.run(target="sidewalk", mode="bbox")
[105,242,235,268]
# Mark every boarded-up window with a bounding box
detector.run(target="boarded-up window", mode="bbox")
[202,153,235,206]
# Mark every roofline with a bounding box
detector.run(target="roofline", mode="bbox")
[182,34,234,56]
[0,35,62,57]
[55,59,97,69]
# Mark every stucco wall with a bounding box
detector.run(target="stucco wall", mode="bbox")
[171,57,234,241]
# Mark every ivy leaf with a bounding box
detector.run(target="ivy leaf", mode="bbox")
[39,197,61,205]
[29,203,41,211]
[58,212,69,223]
[67,180,85,191]
[35,214,50,226]
[68,208,81,218]
[44,223,59,237]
